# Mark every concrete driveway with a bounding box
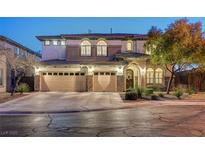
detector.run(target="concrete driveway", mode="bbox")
[0,92,128,113]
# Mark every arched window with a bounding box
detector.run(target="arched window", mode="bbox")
[81,40,91,56]
[97,40,107,56]
[127,40,133,51]
[155,68,163,84]
[146,68,154,84]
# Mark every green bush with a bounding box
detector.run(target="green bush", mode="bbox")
[174,87,184,99]
[186,87,194,95]
[144,88,154,96]
[126,88,135,92]
[158,93,164,97]
[16,83,30,94]
[151,94,158,100]
[125,91,138,100]
[136,87,143,98]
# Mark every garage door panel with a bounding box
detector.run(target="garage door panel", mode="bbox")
[41,75,86,92]
[93,74,116,92]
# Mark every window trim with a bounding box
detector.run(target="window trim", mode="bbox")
[80,40,92,56]
[97,40,107,56]
[146,68,154,84]
[61,40,66,46]
[127,40,133,51]
[155,68,163,84]
[44,40,50,46]
[53,40,58,46]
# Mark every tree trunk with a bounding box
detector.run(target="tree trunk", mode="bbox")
[166,72,174,94]
[10,70,15,96]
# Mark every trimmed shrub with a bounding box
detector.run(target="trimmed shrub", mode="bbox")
[125,91,138,100]
[16,83,30,94]
[136,87,143,98]
[144,88,154,96]
[158,93,164,97]
[151,94,158,100]
[126,88,135,92]
[186,87,194,95]
[174,87,184,99]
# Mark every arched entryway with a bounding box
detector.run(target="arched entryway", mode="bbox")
[126,69,134,89]
[125,63,141,90]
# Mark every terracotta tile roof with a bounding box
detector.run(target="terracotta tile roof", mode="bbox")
[36,33,147,41]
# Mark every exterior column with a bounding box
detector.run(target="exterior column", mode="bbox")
[117,75,125,92]
[86,75,93,92]
[34,75,40,91]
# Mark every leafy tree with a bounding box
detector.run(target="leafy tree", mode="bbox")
[145,18,205,94]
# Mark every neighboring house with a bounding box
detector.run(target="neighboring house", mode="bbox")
[0,35,41,92]
[35,33,171,92]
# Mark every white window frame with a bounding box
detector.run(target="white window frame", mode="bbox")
[53,40,58,46]
[44,40,50,46]
[127,40,133,51]
[15,47,20,55]
[146,68,154,84]
[155,68,163,84]
[61,40,66,46]
[97,40,107,56]
[81,40,91,56]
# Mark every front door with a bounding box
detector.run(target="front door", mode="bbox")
[126,69,134,89]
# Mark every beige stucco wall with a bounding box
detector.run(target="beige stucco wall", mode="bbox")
[42,43,66,60]
[136,40,146,54]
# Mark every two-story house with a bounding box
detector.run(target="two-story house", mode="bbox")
[0,35,41,92]
[35,33,171,92]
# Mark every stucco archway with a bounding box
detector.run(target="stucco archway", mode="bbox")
[124,63,141,90]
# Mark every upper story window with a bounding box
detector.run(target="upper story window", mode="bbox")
[20,50,26,57]
[15,47,20,55]
[146,68,154,84]
[127,40,133,51]
[44,40,50,46]
[44,40,65,46]
[81,40,91,56]
[155,68,163,84]
[61,40,66,46]
[97,40,107,56]
[53,40,58,46]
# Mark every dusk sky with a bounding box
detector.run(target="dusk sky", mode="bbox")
[0,17,204,52]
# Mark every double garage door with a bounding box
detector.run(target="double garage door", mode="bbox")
[41,72,86,92]
[40,71,117,92]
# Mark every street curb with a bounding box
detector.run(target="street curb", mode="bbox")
[0,105,140,115]
[1,92,39,105]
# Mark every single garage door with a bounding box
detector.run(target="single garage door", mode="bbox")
[41,72,86,92]
[93,72,117,92]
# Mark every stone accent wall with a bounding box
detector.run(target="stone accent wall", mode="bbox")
[117,75,124,92]
[34,75,40,91]
[86,75,93,92]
